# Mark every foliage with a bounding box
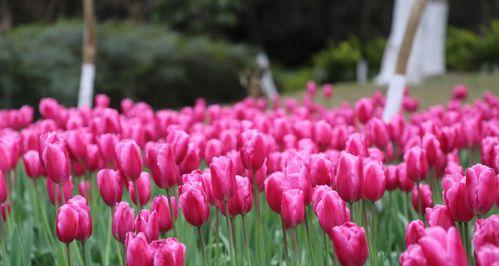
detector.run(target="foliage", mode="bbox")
[0,21,254,109]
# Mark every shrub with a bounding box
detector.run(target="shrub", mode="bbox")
[0,21,254,109]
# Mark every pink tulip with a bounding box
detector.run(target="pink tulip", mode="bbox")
[412,184,433,214]
[362,158,386,202]
[209,156,236,201]
[46,177,73,206]
[404,147,429,183]
[134,209,160,242]
[331,222,369,266]
[465,164,496,215]
[354,98,373,124]
[366,118,390,148]
[385,165,399,191]
[97,169,123,207]
[78,180,91,199]
[43,143,71,184]
[419,226,468,266]
[112,202,135,243]
[179,187,210,227]
[398,163,415,192]
[115,140,143,181]
[452,84,468,100]
[147,143,179,189]
[473,215,499,252]
[264,171,286,213]
[0,171,6,203]
[322,83,333,98]
[228,175,253,216]
[443,174,474,222]
[313,120,333,150]
[166,130,189,164]
[150,237,186,266]
[22,150,44,179]
[281,189,305,229]
[315,189,350,235]
[406,220,426,246]
[128,172,151,207]
[150,195,178,234]
[335,152,362,203]
[126,232,153,266]
[55,204,79,244]
[439,126,457,154]
[309,154,334,187]
[345,134,368,157]
[180,143,201,175]
[400,244,427,266]
[0,202,10,221]
[425,205,455,229]
[85,144,102,172]
[204,139,223,164]
[475,244,499,266]
[95,94,110,107]
[239,129,267,171]
[96,133,119,166]
[67,195,92,241]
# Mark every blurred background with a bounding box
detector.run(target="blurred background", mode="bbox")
[0,0,498,109]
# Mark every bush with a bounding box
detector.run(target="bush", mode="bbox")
[312,40,361,83]
[0,21,254,109]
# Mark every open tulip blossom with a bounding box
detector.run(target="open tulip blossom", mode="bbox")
[0,86,497,266]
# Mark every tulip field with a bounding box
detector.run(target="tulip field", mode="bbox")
[0,83,498,266]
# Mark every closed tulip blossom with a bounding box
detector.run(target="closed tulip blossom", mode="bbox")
[126,232,153,266]
[281,189,305,229]
[385,165,399,191]
[400,244,428,266]
[362,158,386,202]
[46,176,74,206]
[354,98,373,124]
[313,120,333,150]
[404,147,429,183]
[150,195,178,234]
[264,171,286,213]
[97,169,123,207]
[78,180,91,199]
[113,202,135,243]
[419,226,468,266]
[180,143,201,175]
[335,152,362,203]
[425,205,455,229]
[134,209,160,242]
[464,164,497,215]
[309,154,334,187]
[475,244,499,266]
[345,134,368,157]
[315,189,350,235]
[128,172,151,207]
[411,184,433,214]
[331,222,369,266]
[115,140,143,181]
[67,195,92,242]
[397,163,414,192]
[22,150,44,179]
[204,139,223,164]
[56,204,80,244]
[473,215,499,253]
[443,174,474,222]
[239,129,267,171]
[147,143,179,189]
[166,130,189,164]
[43,143,71,184]
[227,175,253,216]
[96,133,119,166]
[406,220,426,246]
[209,156,236,202]
[150,238,186,266]
[179,187,210,227]
[0,171,6,203]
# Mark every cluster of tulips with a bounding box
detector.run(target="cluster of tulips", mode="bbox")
[0,82,498,266]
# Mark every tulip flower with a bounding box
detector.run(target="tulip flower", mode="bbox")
[96,133,119,166]
[473,215,499,252]
[204,139,223,164]
[113,202,135,243]
[362,158,386,202]
[354,98,373,124]
[280,189,305,229]
[134,209,160,242]
[22,150,44,179]
[46,176,74,206]
[43,143,71,184]
[150,238,186,266]
[404,147,429,183]
[0,171,6,203]
[0,202,10,221]
[335,152,362,203]
[323,83,333,98]
[125,232,153,266]
[67,195,92,242]
[315,189,350,235]
[425,205,455,229]
[309,154,334,187]
[128,172,151,207]
[443,174,474,222]
[97,169,123,207]
[385,165,399,191]
[264,171,286,213]
[227,175,253,217]
[366,118,390,148]
[239,129,267,171]
[209,156,236,201]
[345,134,368,157]
[85,144,102,172]
[179,187,210,227]
[397,163,414,192]
[115,140,143,181]
[313,120,333,150]
[406,220,426,246]
[400,244,428,266]
[331,222,369,266]
[475,244,499,266]
[150,195,178,234]
[464,164,496,215]
[411,184,433,214]
[55,204,80,244]
[180,143,201,175]
[166,130,189,164]
[419,226,468,266]
[78,180,91,199]
[147,143,179,189]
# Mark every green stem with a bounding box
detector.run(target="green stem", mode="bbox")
[303,208,314,266]
[133,181,142,210]
[252,170,264,264]
[291,228,300,266]
[165,188,178,238]
[81,241,88,266]
[223,200,237,266]
[404,192,410,222]
[370,203,377,266]
[322,231,329,266]
[241,215,253,266]
[66,244,72,266]
[281,217,290,266]
[197,226,207,266]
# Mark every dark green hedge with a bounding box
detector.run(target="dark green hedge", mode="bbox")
[0,21,254,109]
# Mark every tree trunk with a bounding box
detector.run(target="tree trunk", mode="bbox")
[78,0,96,108]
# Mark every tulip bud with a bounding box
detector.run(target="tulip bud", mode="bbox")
[85,144,102,172]
[46,176,73,206]
[115,140,143,181]
[180,143,201,175]
[385,165,399,191]
[147,143,179,189]
[366,118,390,148]
[397,163,414,192]
[96,133,119,166]
[166,130,189,164]
[43,143,71,184]
[0,202,11,221]
[95,94,110,108]
[412,184,433,214]
[55,204,79,244]
[281,189,305,229]
[150,196,178,234]
[128,172,151,207]
[179,187,210,227]
[404,147,429,182]
[473,215,499,252]
[425,205,455,229]
[97,169,123,207]
[22,150,44,179]
[67,195,92,241]
[331,222,369,266]
[0,171,6,203]
[419,227,467,266]
[443,174,474,222]
[315,189,350,235]
[134,209,160,242]
[309,154,334,187]
[150,238,186,266]
[313,120,333,150]
[239,130,267,171]
[354,98,373,124]
[113,202,135,243]
[345,134,368,157]
[323,83,333,98]
[335,152,362,203]
[209,156,236,201]
[264,171,286,213]
[475,244,499,266]
[78,180,91,199]
[406,220,426,246]
[362,158,386,202]
[400,244,427,266]
[204,139,223,164]
[465,164,497,215]
[227,175,253,217]
[125,232,153,266]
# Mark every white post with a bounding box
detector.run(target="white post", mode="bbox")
[78,0,96,108]
[256,52,278,99]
